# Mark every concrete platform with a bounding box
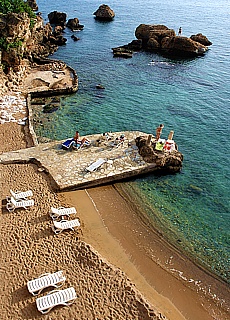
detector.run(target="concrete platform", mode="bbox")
[0,131,165,190]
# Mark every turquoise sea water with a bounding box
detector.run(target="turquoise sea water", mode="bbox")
[36,0,230,283]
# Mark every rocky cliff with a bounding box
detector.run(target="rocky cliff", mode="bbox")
[0,8,70,95]
[0,12,65,70]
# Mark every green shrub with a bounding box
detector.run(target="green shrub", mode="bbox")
[0,0,36,28]
[0,36,23,51]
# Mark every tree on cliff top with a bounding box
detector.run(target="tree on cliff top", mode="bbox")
[0,0,36,20]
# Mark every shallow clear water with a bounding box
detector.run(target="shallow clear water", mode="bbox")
[36,0,230,282]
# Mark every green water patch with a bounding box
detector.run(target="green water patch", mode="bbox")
[120,177,230,283]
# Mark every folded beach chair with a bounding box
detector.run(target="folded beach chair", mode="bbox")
[6,189,33,201]
[52,219,80,234]
[62,138,75,150]
[36,287,77,314]
[49,206,77,220]
[6,196,34,212]
[27,270,66,296]
[85,158,106,172]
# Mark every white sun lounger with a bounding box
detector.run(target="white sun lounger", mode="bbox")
[27,271,66,296]
[6,197,34,212]
[52,219,80,234]
[36,287,77,314]
[7,189,33,201]
[85,158,106,172]
[50,206,77,220]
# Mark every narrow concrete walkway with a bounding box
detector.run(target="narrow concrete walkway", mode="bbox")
[0,131,159,190]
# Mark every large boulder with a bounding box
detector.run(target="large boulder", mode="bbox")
[161,36,208,57]
[146,37,160,51]
[135,24,175,43]
[93,4,115,21]
[135,24,176,51]
[48,11,67,27]
[66,18,84,31]
[190,33,212,46]
[135,136,183,173]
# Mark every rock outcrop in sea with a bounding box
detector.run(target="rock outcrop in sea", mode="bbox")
[48,11,67,27]
[113,24,212,58]
[67,18,84,31]
[93,4,115,21]
[135,136,183,173]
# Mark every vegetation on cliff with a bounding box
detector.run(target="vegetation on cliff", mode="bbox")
[0,0,36,56]
[0,0,36,26]
[0,0,34,15]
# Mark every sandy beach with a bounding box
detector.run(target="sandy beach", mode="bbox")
[0,104,169,319]
[0,95,229,320]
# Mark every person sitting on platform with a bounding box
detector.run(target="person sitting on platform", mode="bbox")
[73,131,90,149]
[113,134,125,147]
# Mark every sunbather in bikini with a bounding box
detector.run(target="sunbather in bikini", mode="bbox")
[73,131,90,149]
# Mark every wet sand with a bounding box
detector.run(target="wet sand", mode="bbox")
[62,185,230,320]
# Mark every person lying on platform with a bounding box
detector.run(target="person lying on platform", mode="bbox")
[101,132,112,141]
[113,134,125,147]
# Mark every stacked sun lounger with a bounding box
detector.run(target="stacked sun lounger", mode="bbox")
[6,189,34,212]
[49,206,80,234]
[27,271,77,314]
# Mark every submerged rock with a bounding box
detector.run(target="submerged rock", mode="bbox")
[112,47,133,58]
[71,35,80,41]
[43,97,60,113]
[96,84,105,89]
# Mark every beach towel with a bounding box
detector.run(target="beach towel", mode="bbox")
[155,142,165,151]
[62,138,75,150]
[163,140,175,152]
